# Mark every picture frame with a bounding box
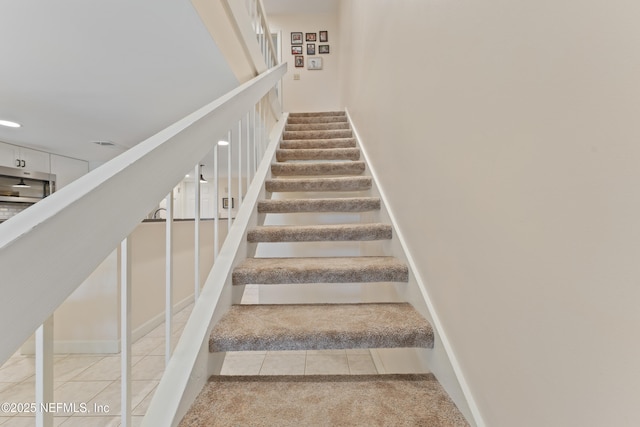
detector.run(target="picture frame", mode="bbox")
[307,57,323,70]
[319,45,330,54]
[291,45,303,55]
[222,197,234,209]
[307,43,316,55]
[291,32,303,45]
[319,31,328,42]
[295,55,304,68]
[305,32,317,42]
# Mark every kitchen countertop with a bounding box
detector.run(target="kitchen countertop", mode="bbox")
[142,217,231,223]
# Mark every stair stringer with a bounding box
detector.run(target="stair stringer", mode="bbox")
[141,115,286,427]
[346,110,485,427]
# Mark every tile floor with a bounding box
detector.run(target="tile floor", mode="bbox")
[0,286,379,426]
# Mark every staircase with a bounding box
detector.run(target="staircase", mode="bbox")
[178,112,469,426]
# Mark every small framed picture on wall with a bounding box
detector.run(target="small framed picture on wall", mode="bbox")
[307,43,316,55]
[306,32,317,42]
[295,55,304,67]
[307,57,323,70]
[319,45,330,54]
[319,31,328,42]
[291,32,303,45]
[291,45,303,55]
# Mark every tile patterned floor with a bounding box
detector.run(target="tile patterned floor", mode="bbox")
[0,286,379,426]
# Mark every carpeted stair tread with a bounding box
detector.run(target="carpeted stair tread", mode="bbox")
[279,138,356,149]
[287,115,348,124]
[285,122,350,131]
[233,256,408,285]
[258,197,380,213]
[179,374,469,427]
[276,148,360,162]
[289,111,346,117]
[284,129,353,140]
[271,161,365,176]
[247,223,392,243]
[209,303,434,352]
[265,177,372,192]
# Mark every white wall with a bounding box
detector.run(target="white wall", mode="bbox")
[268,13,341,112]
[339,1,640,426]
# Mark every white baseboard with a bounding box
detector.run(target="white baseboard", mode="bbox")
[132,294,195,342]
[21,294,195,355]
[21,340,119,355]
[346,108,484,427]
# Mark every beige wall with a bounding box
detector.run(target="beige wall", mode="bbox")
[129,220,224,335]
[268,13,341,112]
[339,1,640,426]
[28,220,223,354]
[50,251,119,353]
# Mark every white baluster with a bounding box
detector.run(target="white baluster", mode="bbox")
[120,238,132,427]
[253,106,258,174]
[214,144,219,260]
[238,119,243,206]
[194,164,201,301]
[165,190,174,367]
[35,316,53,427]
[227,130,233,228]
[246,112,251,186]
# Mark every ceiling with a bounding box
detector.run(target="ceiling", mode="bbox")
[0,0,238,163]
[262,0,340,15]
[0,0,336,165]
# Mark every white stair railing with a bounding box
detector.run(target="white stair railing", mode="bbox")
[141,107,287,427]
[0,62,286,427]
[245,0,278,68]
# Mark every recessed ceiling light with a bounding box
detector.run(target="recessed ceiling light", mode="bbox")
[0,120,21,128]
[218,140,229,146]
[91,140,116,147]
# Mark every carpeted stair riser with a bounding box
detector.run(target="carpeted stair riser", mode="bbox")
[209,303,434,352]
[232,256,408,286]
[279,138,356,150]
[276,148,360,162]
[287,116,348,124]
[271,161,365,176]
[284,130,353,140]
[285,123,351,131]
[289,111,346,117]
[179,375,469,427]
[247,223,392,243]
[265,177,372,192]
[258,197,380,213]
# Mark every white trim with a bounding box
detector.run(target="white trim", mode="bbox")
[22,295,198,355]
[21,340,120,355]
[346,108,486,427]
[131,295,195,342]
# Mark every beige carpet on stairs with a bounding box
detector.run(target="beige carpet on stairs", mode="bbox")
[178,374,469,427]
[178,110,470,426]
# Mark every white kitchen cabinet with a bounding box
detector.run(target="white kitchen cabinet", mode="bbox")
[0,141,19,168]
[17,146,50,172]
[0,141,50,172]
[50,154,89,189]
